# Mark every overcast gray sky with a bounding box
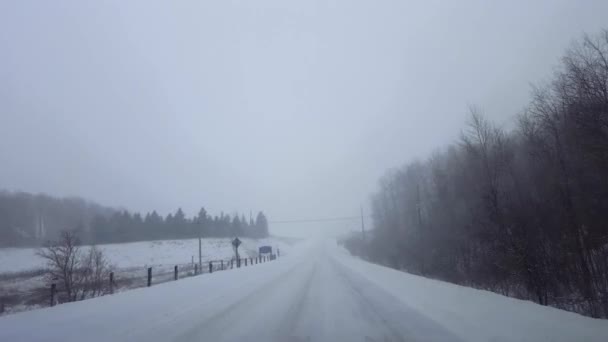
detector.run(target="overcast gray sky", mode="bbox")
[1,0,607,236]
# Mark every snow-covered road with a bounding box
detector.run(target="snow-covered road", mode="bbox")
[175,243,460,342]
[1,239,607,342]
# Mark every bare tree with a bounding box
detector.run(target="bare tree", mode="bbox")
[78,246,111,299]
[38,230,111,302]
[345,30,608,318]
[37,230,81,301]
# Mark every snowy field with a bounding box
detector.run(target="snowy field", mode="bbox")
[0,236,297,315]
[0,237,295,274]
[0,238,606,342]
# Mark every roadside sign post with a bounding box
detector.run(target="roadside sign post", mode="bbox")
[232,237,242,268]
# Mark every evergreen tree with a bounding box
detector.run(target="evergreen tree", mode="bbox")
[231,215,242,236]
[255,212,269,238]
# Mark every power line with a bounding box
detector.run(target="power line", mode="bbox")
[269,215,371,224]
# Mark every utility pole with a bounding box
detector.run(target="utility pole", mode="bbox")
[416,183,422,228]
[198,235,203,273]
[360,206,366,242]
[360,206,367,258]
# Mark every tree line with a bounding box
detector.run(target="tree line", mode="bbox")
[0,190,269,246]
[90,208,269,244]
[0,191,114,247]
[345,30,608,318]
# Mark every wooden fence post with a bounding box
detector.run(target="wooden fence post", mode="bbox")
[174,265,178,280]
[221,260,224,270]
[194,264,198,275]
[50,283,56,307]
[209,261,213,274]
[147,267,152,287]
[244,258,248,266]
[109,272,114,294]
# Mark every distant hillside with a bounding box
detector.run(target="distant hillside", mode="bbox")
[0,190,270,247]
[0,191,116,247]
